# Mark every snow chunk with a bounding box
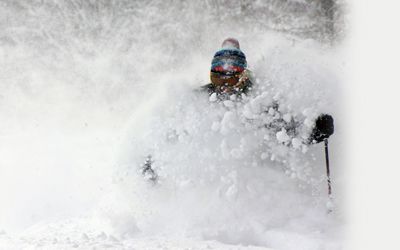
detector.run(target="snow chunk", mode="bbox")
[276,129,290,143]
[249,92,272,114]
[243,104,256,119]
[220,111,237,135]
[209,93,218,102]
[283,113,292,123]
[291,138,302,149]
[268,107,275,115]
[223,100,235,108]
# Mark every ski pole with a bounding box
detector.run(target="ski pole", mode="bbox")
[324,138,332,197]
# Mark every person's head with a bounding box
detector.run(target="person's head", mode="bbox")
[210,38,249,94]
[212,38,245,74]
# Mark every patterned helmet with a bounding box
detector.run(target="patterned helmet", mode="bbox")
[211,38,247,74]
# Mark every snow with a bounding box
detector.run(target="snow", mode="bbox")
[283,113,292,123]
[0,1,345,250]
[209,93,218,102]
[223,100,235,108]
[292,138,303,149]
[276,129,290,143]
[0,220,275,249]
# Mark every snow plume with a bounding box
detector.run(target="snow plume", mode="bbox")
[0,1,345,249]
[112,35,344,249]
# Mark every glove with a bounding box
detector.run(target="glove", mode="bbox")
[309,114,334,143]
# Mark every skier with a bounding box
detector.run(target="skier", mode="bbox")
[142,38,334,181]
[202,38,334,144]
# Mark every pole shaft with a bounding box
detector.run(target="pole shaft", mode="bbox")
[324,139,332,196]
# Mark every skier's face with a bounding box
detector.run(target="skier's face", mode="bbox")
[210,74,241,94]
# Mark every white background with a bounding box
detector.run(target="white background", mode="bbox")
[349,0,400,249]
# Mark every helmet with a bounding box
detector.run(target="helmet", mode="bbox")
[221,38,240,49]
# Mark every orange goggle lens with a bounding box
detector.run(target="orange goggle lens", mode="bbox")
[210,72,240,86]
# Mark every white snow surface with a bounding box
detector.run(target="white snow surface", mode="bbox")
[0,1,345,249]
